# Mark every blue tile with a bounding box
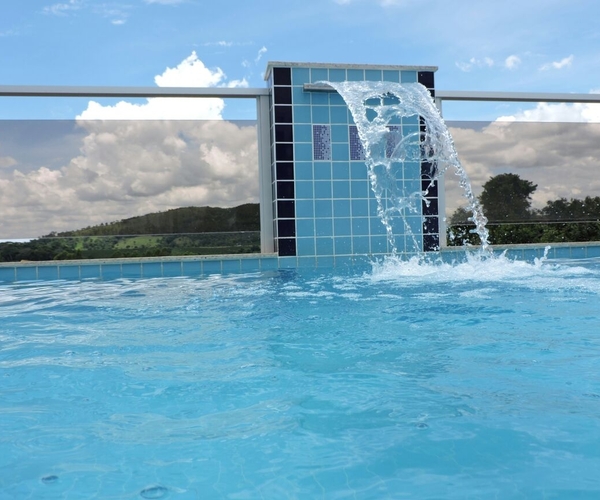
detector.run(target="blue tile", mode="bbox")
[38,266,59,281]
[332,143,349,161]
[371,236,389,254]
[347,69,364,81]
[295,162,313,181]
[586,245,600,258]
[335,255,353,267]
[312,106,329,124]
[297,256,317,268]
[314,162,332,180]
[222,260,241,273]
[353,236,370,254]
[80,265,101,280]
[293,106,311,123]
[334,237,352,256]
[16,267,37,281]
[333,181,350,199]
[331,125,349,143]
[292,86,311,105]
[202,260,222,275]
[315,200,333,217]
[333,199,351,217]
[163,261,183,277]
[60,266,81,280]
[383,70,400,82]
[296,200,314,218]
[294,143,313,161]
[122,263,142,278]
[311,68,329,83]
[241,258,260,273]
[316,218,333,237]
[314,181,332,199]
[316,237,334,256]
[333,162,350,180]
[297,219,315,237]
[329,93,345,105]
[296,237,316,256]
[352,199,369,216]
[292,67,310,85]
[0,267,15,282]
[278,256,297,268]
[401,71,417,83]
[260,258,278,271]
[351,162,367,180]
[294,124,312,142]
[570,246,587,259]
[142,262,163,278]
[296,181,314,199]
[334,218,352,236]
[329,68,346,82]
[351,180,369,198]
[102,264,122,280]
[365,69,382,81]
[183,261,201,276]
[330,106,349,124]
[352,217,370,236]
[317,256,335,268]
[370,219,388,235]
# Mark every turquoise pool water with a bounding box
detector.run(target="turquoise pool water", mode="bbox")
[1,254,600,499]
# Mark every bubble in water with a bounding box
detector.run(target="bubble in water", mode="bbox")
[41,475,59,484]
[140,485,168,499]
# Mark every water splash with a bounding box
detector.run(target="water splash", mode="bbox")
[323,80,490,256]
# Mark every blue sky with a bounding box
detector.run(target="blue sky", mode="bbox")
[1,0,599,120]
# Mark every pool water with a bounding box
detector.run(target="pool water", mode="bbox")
[1,254,600,499]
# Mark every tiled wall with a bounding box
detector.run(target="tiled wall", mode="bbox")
[267,63,439,259]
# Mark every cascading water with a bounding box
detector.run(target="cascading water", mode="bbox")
[323,80,490,256]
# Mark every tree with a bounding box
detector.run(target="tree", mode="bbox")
[479,173,537,222]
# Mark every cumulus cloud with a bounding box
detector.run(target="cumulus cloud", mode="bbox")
[504,55,521,70]
[0,156,18,169]
[540,55,574,71]
[456,57,494,72]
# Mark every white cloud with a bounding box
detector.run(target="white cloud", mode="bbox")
[144,0,186,4]
[456,57,494,72]
[255,46,267,64]
[504,55,521,70]
[496,101,600,123]
[0,156,18,169]
[43,0,83,15]
[540,55,574,71]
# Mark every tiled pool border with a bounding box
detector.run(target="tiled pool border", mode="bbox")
[1,242,600,283]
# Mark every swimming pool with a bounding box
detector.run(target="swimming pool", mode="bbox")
[1,253,600,499]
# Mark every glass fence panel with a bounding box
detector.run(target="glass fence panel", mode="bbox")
[0,119,259,262]
[445,120,600,246]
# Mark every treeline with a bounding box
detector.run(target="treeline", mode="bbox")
[449,174,600,245]
[0,204,261,263]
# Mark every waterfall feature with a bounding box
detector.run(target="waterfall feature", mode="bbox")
[324,81,490,256]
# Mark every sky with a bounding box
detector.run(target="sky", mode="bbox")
[1,0,600,238]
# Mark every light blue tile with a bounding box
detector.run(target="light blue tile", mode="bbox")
[330,93,345,105]
[329,68,346,82]
[295,162,313,181]
[331,125,348,142]
[371,236,389,254]
[311,68,329,83]
[333,162,350,180]
[571,246,587,259]
[122,263,142,278]
[183,261,201,276]
[241,258,260,273]
[334,218,352,236]
[335,255,353,267]
[314,162,332,180]
[293,106,311,123]
[330,106,349,124]
[333,181,350,196]
[101,264,121,280]
[314,181,332,199]
[403,115,419,126]
[297,256,317,268]
[334,237,352,255]
[401,71,417,83]
[312,106,329,124]
[296,237,316,256]
[332,144,349,161]
[0,267,15,282]
[315,200,333,217]
[292,86,311,105]
[59,266,80,280]
[292,67,310,85]
[38,266,59,281]
[353,236,370,254]
[317,256,335,268]
[351,199,369,217]
[316,218,333,237]
[333,199,351,217]
[383,70,400,82]
[347,69,364,81]
[222,260,241,273]
[351,162,367,180]
[142,262,163,278]
[365,69,382,81]
[294,124,313,142]
[296,200,314,218]
[203,260,222,274]
[16,267,37,281]
[296,181,314,199]
[351,180,369,198]
[260,258,278,271]
[311,92,329,105]
[297,219,315,237]
[370,218,387,235]
[81,265,101,280]
[163,261,183,277]
[587,245,600,258]
[295,143,313,161]
[278,256,297,269]
[352,218,370,236]
[316,237,334,256]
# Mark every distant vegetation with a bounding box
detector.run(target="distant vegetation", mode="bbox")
[0,204,261,262]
